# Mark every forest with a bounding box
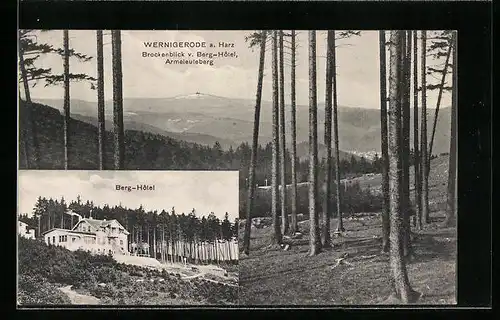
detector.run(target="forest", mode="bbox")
[239,29,457,305]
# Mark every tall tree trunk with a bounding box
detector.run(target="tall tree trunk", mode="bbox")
[243,31,267,255]
[20,37,43,170]
[279,30,289,235]
[401,31,412,258]
[413,31,422,230]
[63,30,70,170]
[290,30,299,235]
[387,30,418,303]
[332,33,344,233]
[19,46,31,104]
[161,225,165,262]
[420,31,430,224]
[444,32,457,227]
[322,30,334,248]
[153,225,157,259]
[96,30,106,170]
[271,30,282,245]
[379,30,390,253]
[428,40,453,169]
[19,44,38,169]
[111,30,125,170]
[37,215,41,239]
[308,30,321,256]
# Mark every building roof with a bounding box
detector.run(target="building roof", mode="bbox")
[73,218,129,235]
[42,228,96,237]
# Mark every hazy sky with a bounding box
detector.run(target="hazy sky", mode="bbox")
[23,30,452,108]
[18,170,239,221]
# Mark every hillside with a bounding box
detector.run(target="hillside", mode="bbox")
[70,113,236,150]
[17,238,237,305]
[35,95,451,154]
[18,101,365,180]
[18,100,237,170]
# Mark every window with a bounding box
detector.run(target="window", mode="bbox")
[72,237,76,242]
[47,237,50,244]
[52,236,55,243]
[98,248,100,252]
[120,240,123,245]
[108,239,111,245]
[92,238,96,244]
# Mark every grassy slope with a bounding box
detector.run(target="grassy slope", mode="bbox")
[239,155,456,305]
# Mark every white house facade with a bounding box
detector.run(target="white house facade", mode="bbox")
[42,218,130,256]
[18,221,35,240]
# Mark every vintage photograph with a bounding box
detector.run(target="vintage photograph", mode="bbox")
[17,170,239,305]
[17,29,457,305]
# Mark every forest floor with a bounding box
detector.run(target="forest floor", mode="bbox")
[239,155,456,305]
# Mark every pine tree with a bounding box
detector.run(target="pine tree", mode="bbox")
[322,30,335,248]
[420,31,430,224]
[444,31,457,227]
[332,32,344,234]
[308,30,321,255]
[243,30,267,255]
[96,30,106,170]
[271,30,282,246]
[379,30,390,252]
[63,30,70,170]
[289,30,299,235]
[279,30,289,235]
[412,30,422,229]
[111,30,125,170]
[387,30,419,304]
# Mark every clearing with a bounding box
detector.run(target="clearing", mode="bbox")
[239,155,456,305]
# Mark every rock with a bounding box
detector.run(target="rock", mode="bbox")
[98,283,106,287]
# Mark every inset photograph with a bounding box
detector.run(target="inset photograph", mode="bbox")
[17,170,239,306]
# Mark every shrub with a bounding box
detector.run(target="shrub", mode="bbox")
[18,274,71,305]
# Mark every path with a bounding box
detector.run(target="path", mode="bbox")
[181,273,205,280]
[59,285,100,305]
[180,272,238,287]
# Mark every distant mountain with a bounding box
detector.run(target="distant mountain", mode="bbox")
[34,93,451,155]
[70,113,236,150]
[18,101,240,170]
